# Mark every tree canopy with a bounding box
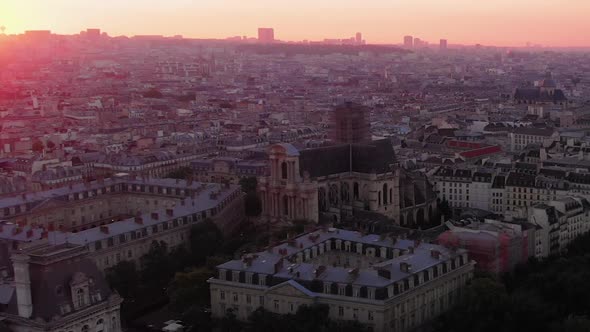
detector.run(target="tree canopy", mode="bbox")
[436,231,590,332]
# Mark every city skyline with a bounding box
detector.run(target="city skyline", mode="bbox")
[2,0,590,47]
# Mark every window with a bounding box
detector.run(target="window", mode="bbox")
[338,306,344,316]
[368,311,374,321]
[233,293,238,302]
[274,300,279,310]
[353,308,358,319]
[281,162,288,179]
[220,291,225,300]
[81,325,89,332]
[76,288,86,308]
[246,294,251,304]
[96,318,104,332]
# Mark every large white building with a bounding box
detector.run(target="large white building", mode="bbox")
[509,127,557,151]
[209,228,474,332]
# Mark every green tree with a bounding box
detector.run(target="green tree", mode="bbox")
[105,261,140,299]
[220,309,242,332]
[437,199,452,220]
[189,220,223,264]
[140,240,173,290]
[168,267,214,312]
[239,177,258,194]
[558,315,590,332]
[244,192,262,217]
[240,177,262,218]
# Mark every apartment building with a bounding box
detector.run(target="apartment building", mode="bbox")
[509,127,557,151]
[0,178,245,272]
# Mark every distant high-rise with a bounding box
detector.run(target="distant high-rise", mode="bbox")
[414,37,422,47]
[440,39,448,50]
[257,28,274,43]
[403,35,413,48]
[355,32,362,45]
[331,102,371,144]
[86,28,101,39]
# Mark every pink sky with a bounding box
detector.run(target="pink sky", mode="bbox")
[1,0,589,47]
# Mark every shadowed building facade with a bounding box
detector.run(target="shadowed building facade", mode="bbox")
[258,139,438,228]
[330,102,371,144]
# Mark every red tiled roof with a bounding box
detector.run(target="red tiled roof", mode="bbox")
[460,146,502,159]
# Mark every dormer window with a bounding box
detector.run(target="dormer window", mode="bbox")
[76,288,86,308]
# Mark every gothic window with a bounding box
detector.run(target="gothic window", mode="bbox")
[281,162,288,179]
[353,182,359,200]
[318,188,327,212]
[283,195,289,216]
[329,184,339,206]
[341,182,350,203]
[383,183,389,204]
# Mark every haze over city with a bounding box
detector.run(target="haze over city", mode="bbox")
[2,2,590,332]
[2,0,590,47]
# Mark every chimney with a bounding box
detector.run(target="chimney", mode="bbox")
[400,262,412,273]
[100,226,109,234]
[431,250,441,259]
[11,253,32,318]
[314,266,326,278]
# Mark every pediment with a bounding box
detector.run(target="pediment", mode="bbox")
[266,280,315,298]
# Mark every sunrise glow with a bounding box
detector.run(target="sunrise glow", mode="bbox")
[1,0,590,47]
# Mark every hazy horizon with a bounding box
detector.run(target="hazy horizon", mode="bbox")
[2,0,590,47]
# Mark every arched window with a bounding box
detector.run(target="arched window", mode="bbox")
[283,195,289,216]
[383,183,388,205]
[389,188,393,204]
[378,192,382,206]
[353,182,359,200]
[111,317,118,331]
[318,188,327,212]
[76,288,85,308]
[81,325,89,332]
[96,318,104,332]
[281,162,288,180]
[341,182,350,204]
[329,185,339,206]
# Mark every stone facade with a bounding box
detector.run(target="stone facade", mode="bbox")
[259,141,438,228]
[209,228,474,332]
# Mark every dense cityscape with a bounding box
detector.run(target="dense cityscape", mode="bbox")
[0,15,590,332]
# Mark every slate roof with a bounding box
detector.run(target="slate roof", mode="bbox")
[514,88,567,102]
[298,139,396,178]
[4,245,116,322]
